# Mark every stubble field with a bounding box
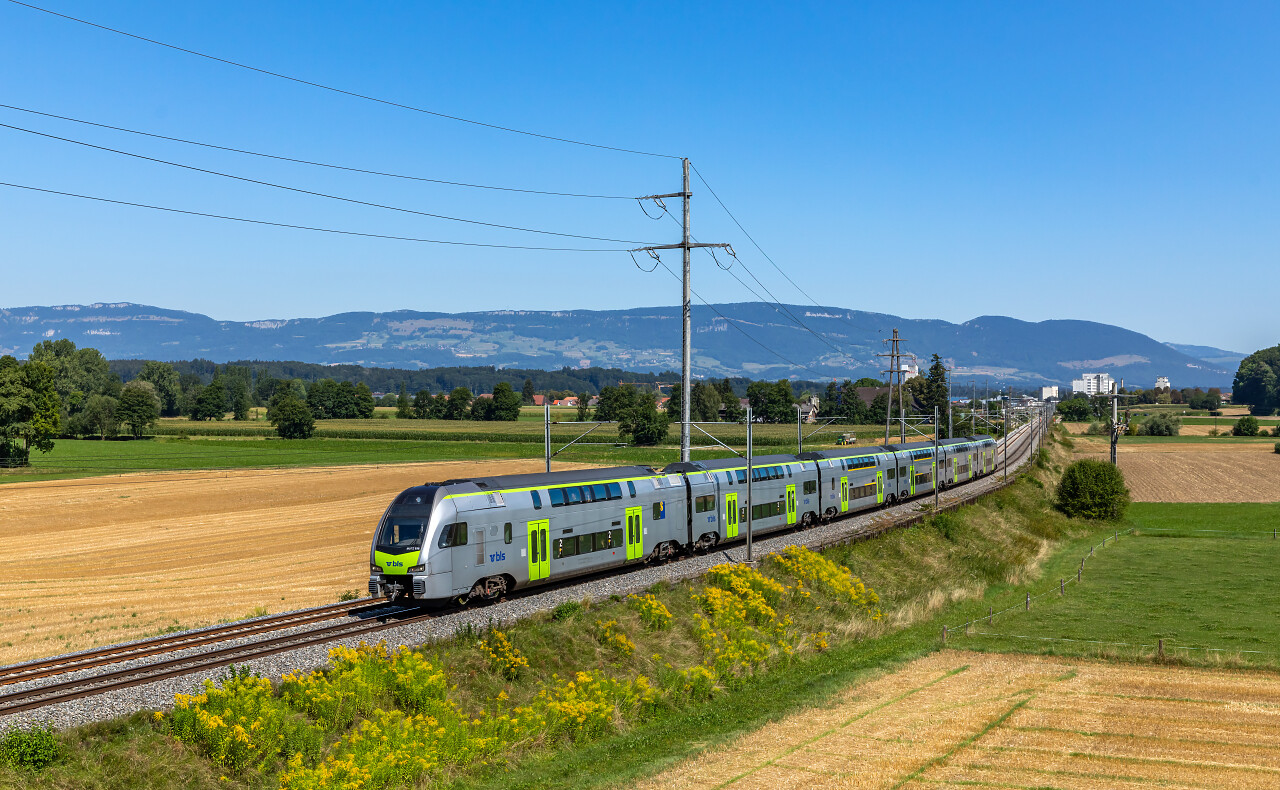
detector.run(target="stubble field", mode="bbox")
[1069,437,1280,502]
[635,650,1280,789]
[0,458,564,665]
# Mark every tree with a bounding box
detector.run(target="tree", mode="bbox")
[118,380,161,437]
[1055,459,1130,520]
[136,361,181,416]
[1234,355,1279,415]
[691,381,722,422]
[576,392,590,421]
[490,382,522,421]
[194,379,226,421]
[1233,415,1261,436]
[618,389,668,446]
[353,383,376,419]
[270,391,315,439]
[80,393,119,438]
[396,383,412,419]
[29,338,111,418]
[443,387,473,420]
[921,354,949,418]
[412,389,432,419]
[522,378,535,405]
[1141,412,1180,437]
[0,356,61,466]
[593,385,634,422]
[229,378,252,421]
[1055,397,1091,422]
[470,395,495,421]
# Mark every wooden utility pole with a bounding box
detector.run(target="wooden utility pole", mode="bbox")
[634,159,731,463]
[876,329,913,445]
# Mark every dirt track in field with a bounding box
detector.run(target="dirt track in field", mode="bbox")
[636,650,1280,789]
[0,460,572,664]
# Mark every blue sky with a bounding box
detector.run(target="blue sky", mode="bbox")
[2,1,1277,354]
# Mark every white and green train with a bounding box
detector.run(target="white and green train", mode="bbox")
[369,436,998,604]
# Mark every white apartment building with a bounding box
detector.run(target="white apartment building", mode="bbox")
[1041,385,1060,400]
[1071,373,1114,395]
[1154,376,1171,391]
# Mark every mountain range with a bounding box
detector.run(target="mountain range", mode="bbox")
[0,302,1240,389]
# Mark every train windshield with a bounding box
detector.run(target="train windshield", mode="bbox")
[377,520,425,552]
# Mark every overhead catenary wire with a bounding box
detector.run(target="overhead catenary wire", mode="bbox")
[0,181,630,252]
[0,103,637,199]
[0,122,656,245]
[5,0,680,160]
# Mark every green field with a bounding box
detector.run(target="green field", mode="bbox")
[957,502,1280,666]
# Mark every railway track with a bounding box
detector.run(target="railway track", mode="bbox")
[0,422,1044,718]
[0,599,394,688]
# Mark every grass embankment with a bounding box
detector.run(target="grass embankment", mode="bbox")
[956,502,1280,667]
[1,432,1107,790]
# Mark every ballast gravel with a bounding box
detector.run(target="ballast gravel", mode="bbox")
[0,430,1038,732]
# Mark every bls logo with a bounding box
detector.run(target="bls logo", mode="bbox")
[387,560,403,568]
[488,551,506,563]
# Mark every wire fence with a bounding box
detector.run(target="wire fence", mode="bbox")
[940,524,1280,664]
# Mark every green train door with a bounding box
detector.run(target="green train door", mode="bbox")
[909,464,916,496]
[875,471,884,504]
[786,485,797,524]
[968,452,974,480]
[625,506,644,561]
[932,459,937,490]
[840,476,849,511]
[527,520,549,581]
[725,493,739,538]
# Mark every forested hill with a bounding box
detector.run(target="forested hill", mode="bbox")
[0,302,1234,387]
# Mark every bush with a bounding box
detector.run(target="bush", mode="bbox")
[1274,442,1280,455]
[1233,416,1260,436]
[1142,413,1181,436]
[551,600,584,621]
[0,724,62,770]
[1055,459,1130,521]
[270,394,316,440]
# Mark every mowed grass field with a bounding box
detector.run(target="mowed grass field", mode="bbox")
[959,503,1280,667]
[633,650,1280,790]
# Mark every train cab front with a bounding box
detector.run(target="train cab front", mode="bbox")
[369,485,453,604]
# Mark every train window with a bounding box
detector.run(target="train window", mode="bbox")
[627,481,637,498]
[899,467,907,477]
[786,466,793,478]
[736,470,747,484]
[504,522,512,545]
[540,530,548,563]
[549,488,565,507]
[653,501,665,520]
[582,486,596,503]
[611,528,624,547]
[886,468,896,480]
[607,482,622,500]
[592,484,609,501]
[803,480,817,495]
[437,522,468,549]
[565,487,583,505]
[555,537,578,559]
[695,495,716,513]
[531,490,542,509]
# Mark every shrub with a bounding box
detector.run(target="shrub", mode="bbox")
[0,723,62,770]
[337,589,358,602]
[1274,442,1280,455]
[551,600,584,621]
[1142,413,1181,436]
[1055,459,1130,521]
[1233,416,1260,436]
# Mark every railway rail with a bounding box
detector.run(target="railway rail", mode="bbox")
[0,421,1042,718]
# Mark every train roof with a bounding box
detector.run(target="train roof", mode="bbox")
[432,465,658,492]
[798,447,888,460]
[662,453,800,473]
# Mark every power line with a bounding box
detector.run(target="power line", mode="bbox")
[0,103,636,199]
[5,0,680,160]
[0,181,629,252]
[652,259,830,379]
[0,122,655,245]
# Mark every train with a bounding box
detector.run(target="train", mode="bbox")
[368,435,998,605]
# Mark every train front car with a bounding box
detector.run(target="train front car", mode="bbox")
[369,484,445,603]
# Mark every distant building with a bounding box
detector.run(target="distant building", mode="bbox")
[798,395,820,424]
[1154,376,1171,391]
[900,363,920,381]
[1071,373,1114,395]
[1041,385,1060,400]
[532,395,546,406]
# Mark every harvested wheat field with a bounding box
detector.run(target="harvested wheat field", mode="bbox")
[0,459,574,665]
[636,650,1280,790]
[1070,441,1280,502]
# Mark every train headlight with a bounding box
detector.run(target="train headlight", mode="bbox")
[409,564,425,573]
[370,564,382,573]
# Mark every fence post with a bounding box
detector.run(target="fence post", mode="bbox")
[1060,578,1064,596]
[988,606,992,625]
[1025,593,1030,611]
[1158,638,1164,661]
[942,625,948,644]
[1077,566,1081,583]
[1091,545,1094,557]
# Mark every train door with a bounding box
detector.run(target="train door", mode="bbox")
[968,452,974,480]
[909,463,916,496]
[840,476,849,511]
[932,459,937,491]
[786,485,797,525]
[625,506,644,561]
[725,493,739,538]
[875,471,884,504]
[526,520,549,582]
